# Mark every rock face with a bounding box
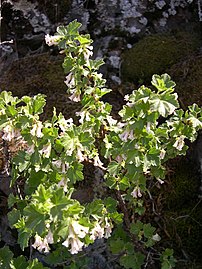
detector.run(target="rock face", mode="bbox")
[1,0,200,82]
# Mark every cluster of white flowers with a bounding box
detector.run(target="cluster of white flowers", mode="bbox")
[45,34,62,46]
[83,45,93,61]
[32,230,54,253]
[62,221,89,254]
[131,186,142,198]
[2,124,20,142]
[30,121,43,138]
[90,219,113,241]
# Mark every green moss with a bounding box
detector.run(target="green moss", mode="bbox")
[0,53,81,119]
[121,32,201,84]
[168,55,202,108]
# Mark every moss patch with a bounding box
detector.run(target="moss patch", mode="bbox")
[0,53,81,119]
[121,32,201,85]
[168,55,202,108]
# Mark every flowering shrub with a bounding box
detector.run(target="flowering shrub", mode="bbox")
[1,20,202,268]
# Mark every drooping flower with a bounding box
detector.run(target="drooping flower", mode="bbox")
[131,186,142,198]
[32,234,50,253]
[104,218,113,239]
[69,92,81,102]
[90,223,104,240]
[26,144,35,155]
[45,34,61,46]
[62,235,84,255]
[58,177,68,192]
[40,142,51,158]
[173,135,185,151]
[30,121,43,138]
[62,221,89,254]
[2,124,15,141]
[83,45,93,61]
[64,73,75,88]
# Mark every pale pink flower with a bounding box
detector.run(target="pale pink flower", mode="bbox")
[2,124,15,141]
[26,144,35,155]
[62,222,89,254]
[32,234,50,253]
[69,92,81,102]
[90,223,104,240]
[30,122,43,138]
[45,230,54,244]
[40,142,51,158]
[159,149,166,159]
[104,219,113,239]
[131,186,142,198]
[45,34,61,46]
[58,177,68,192]
[62,236,84,254]
[64,73,75,88]
[173,135,185,151]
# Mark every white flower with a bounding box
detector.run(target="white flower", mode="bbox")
[94,155,104,168]
[69,92,81,102]
[32,234,50,253]
[173,135,185,151]
[45,230,54,244]
[76,148,85,162]
[152,233,161,242]
[62,162,69,173]
[131,187,142,198]
[52,159,62,169]
[45,34,61,46]
[76,111,90,124]
[72,221,89,238]
[2,124,15,141]
[62,222,89,254]
[30,121,43,138]
[159,149,166,159]
[90,223,104,240]
[26,144,35,155]
[62,236,84,254]
[104,219,113,239]
[58,177,68,192]
[64,73,75,88]
[84,45,93,61]
[40,142,51,158]
[119,130,131,142]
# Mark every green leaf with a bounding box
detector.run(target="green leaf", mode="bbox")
[76,35,91,45]
[32,184,52,203]
[10,256,27,269]
[120,253,145,269]
[8,208,21,226]
[23,204,47,234]
[108,161,121,176]
[151,74,176,92]
[67,162,84,184]
[18,230,31,250]
[62,57,74,73]
[149,92,179,117]
[0,246,13,269]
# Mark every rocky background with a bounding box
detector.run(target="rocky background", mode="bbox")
[1,0,202,268]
